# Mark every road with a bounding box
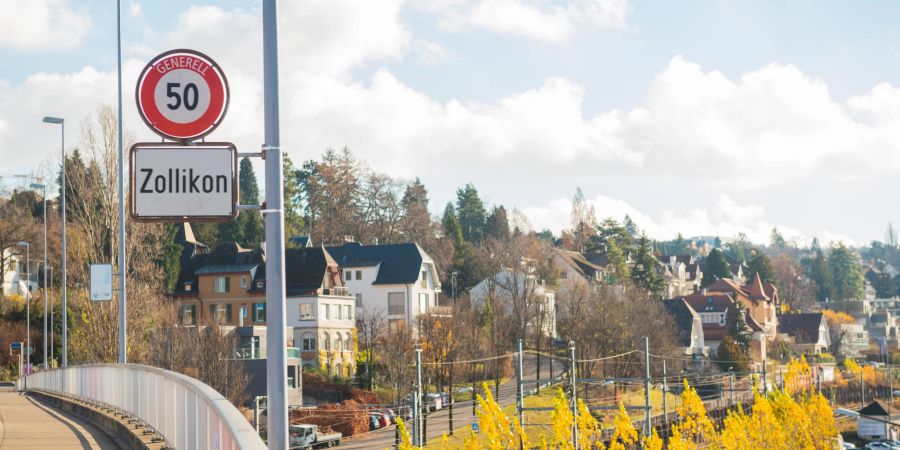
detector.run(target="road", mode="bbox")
[0,383,120,449]
[340,355,563,449]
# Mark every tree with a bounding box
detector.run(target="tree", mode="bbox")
[725,302,752,351]
[595,218,632,254]
[746,251,775,285]
[282,152,305,238]
[808,249,833,301]
[219,158,264,247]
[673,233,688,254]
[887,222,898,248]
[630,234,664,297]
[299,147,362,244]
[769,227,787,250]
[158,224,182,292]
[606,238,630,284]
[400,178,432,244]
[702,248,732,288]
[568,187,596,252]
[441,202,461,240]
[715,335,750,373]
[623,215,639,238]
[484,206,510,241]
[828,243,864,301]
[725,232,751,261]
[456,183,486,243]
[771,253,815,310]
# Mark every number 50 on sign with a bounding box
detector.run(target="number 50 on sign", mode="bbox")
[135,49,230,142]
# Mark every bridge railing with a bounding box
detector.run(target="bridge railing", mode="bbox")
[21,363,266,450]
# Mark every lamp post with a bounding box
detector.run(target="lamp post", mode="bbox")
[29,182,48,370]
[15,242,30,370]
[42,116,67,367]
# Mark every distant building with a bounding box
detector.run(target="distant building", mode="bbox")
[470,264,557,339]
[858,400,900,441]
[777,313,831,355]
[676,291,768,363]
[326,241,443,331]
[658,254,702,297]
[707,275,780,341]
[662,298,708,359]
[1,248,40,296]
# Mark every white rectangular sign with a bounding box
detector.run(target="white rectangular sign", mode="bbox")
[130,143,237,221]
[90,263,113,301]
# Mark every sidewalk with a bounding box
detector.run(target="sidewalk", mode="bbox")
[0,389,119,449]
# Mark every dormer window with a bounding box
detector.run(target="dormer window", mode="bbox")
[184,283,192,292]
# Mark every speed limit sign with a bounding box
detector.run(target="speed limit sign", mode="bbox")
[136,49,229,141]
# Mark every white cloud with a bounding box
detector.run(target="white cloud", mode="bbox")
[521,193,816,245]
[0,0,92,51]
[430,0,629,43]
[129,1,142,18]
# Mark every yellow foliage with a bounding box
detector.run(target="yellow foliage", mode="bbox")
[643,428,663,450]
[608,402,638,450]
[823,309,856,325]
[576,399,603,449]
[784,355,812,394]
[550,388,575,450]
[396,417,417,450]
[670,380,718,449]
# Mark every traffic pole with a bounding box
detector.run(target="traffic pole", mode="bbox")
[415,348,423,447]
[116,0,128,366]
[643,337,651,441]
[662,360,668,426]
[517,339,525,450]
[262,1,289,449]
[569,341,578,449]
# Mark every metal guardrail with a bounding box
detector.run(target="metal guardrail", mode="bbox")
[21,363,266,450]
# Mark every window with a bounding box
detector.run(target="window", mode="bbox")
[287,366,296,389]
[335,334,343,352]
[355,270,362,280]
[345,271,351,281]
[252,302,266,322]
[343,305,352,321]
[299,304,314,320]
[321,333,331,351]
[321,304,331,320]
[335,305,343,320]
[301,333,316,351]
[421,270,427,288]
[419,293,428,314]
[388,292,405,315]
[355,293,363,308]
[241,276,248,289]
[209,304,232,325]
[215,276,230,293]
[388,319,405,331]
[180,305,196,325]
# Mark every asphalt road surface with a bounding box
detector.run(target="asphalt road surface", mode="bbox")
[340,354,564,449]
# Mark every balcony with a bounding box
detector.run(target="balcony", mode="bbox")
[232,346,301,360]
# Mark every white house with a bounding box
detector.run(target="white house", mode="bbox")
[858,401,900,441]
[2,248,39,296]
[470,266,557,339]
[326,242,442,331]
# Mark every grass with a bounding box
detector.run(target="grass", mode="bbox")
[425,386,679,448]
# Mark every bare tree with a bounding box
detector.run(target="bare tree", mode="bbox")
[356,307,386,389]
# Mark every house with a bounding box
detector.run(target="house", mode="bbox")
[325,242,443,331]
[707,275,780,340]
[676,292,768,363]
[857,400,900,441]
[551,248,608,291]
[1,247,39,296]
[662,298,708,359]
[658,254,702,297]
[470,265,557,338]
[831,322,869,357]
[777,313,831,355]
[281,247,357,377]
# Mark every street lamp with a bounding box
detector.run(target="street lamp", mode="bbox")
[15,242,30,370]
[29,181,48,370]
[42,115,67,367]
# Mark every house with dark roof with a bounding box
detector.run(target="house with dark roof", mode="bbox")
[659,254,703,297]
[325,241,443,330]
[662,298,708,358]
[675,291,769,363]
[707,274,780,341]
[858,400,900,440]
[551,248,607,287]
[778,313,831,355]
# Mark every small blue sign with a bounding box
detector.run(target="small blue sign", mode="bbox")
[10,342,21,350]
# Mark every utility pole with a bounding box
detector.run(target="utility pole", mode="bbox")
[662,360,668,425]
[262,1,289,449]
[448,349,454,435]
[730,371,735,407]
[41,115,66,367]
[569,341,578,450]
[643,337,651,441]
[517,339,525,450]
[115,0,127,366]
[414,348,423,447]
[762,359,768,396]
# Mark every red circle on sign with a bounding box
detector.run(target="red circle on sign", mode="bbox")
[135,49,229,141]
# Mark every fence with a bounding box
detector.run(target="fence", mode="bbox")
[21,363,266,450]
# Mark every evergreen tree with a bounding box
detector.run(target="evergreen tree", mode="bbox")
[630,234,664,297]
[674,233,688,254]
[747,251,776,285]
[714,236,722,248]
[623,215,640,238]
[702,248,732,288]
[605,238,630,284]
[455,183,486,243]
[400,178,432,244]
[715,336,750,373]
[220,158,264,247]
[442,202,461,241]
[282,152,304,238]
[239,157,260,204]
[58,149,87,219]
[159,224,183,292]
[594,218,632,254]
[828,243,864,301]
[770,227,787,250]
[725,302,752,351]
[810,249,833,301]
[484,206,510,241]
[536,229,555,244]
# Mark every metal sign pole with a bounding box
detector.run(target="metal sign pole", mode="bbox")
[116,0,128,365]
[263,1,288,448]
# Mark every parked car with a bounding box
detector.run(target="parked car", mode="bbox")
[375,409,397,424]
[372,412,389,428]
[425,393,443,411]
[368,415,382,431]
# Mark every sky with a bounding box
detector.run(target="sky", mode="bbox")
[2,0,900,246]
